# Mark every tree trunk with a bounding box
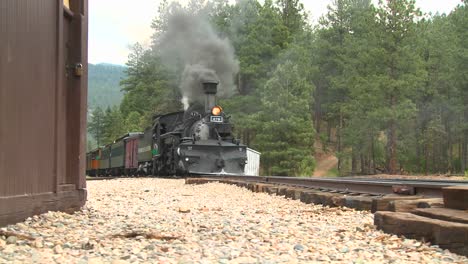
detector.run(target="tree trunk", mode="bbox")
[448,134,453,174]
[463,132,467,174]
[367,155,372,175]
[327,120,332,143]
[337,112,343,175]
[387,119,397,174]
[314,84,322,134]
[459,139,464,174]
[416,130,421,172]
[351,149,357,175]
[433,144,437,174]
[445,119,452,173]
[371,136,376,174]
[387,50,398,174]
[425,139,429,175]
[360,154,365,175]
[463,96,468,174]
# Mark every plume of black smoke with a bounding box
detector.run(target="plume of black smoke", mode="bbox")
[157,5,239,109]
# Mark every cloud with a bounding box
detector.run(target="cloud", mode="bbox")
[88,0,157,64]
[88,0,462,65]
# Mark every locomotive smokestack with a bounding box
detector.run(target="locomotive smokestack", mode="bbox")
[202,81,218,113]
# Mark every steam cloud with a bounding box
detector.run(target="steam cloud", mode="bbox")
[157,6,239,109]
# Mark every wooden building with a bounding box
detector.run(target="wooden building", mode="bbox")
[0,0,88,226]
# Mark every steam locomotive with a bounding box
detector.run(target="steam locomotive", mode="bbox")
[86,81,247,176]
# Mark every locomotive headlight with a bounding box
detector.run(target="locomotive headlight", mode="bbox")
[211,105,223,116]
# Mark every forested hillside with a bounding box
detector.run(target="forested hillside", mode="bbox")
[88,63,126,110]
[88,0,468,176]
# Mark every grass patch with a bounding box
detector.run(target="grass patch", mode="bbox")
[326,168,339,177]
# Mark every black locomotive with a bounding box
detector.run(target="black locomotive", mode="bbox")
[86,81,247,176]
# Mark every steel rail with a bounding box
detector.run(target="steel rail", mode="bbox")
[86,176,116,181]
[203,175,468,197]
[339,177,468,184]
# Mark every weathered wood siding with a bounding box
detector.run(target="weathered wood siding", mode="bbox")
[0,0,88,226]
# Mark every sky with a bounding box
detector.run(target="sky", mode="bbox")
[88,0,463,65]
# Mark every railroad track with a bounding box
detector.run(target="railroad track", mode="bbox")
[86,176,116,181]
[86,174,467,197]
[199,175,468,197]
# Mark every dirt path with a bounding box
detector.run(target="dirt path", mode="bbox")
[313,153,338,177]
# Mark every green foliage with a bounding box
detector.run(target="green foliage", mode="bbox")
[87,64,128,149]
[254,61,315,176]
[327,168,339,177]
[87,106,144,149]
[120,44,182,117]
[124,111,144,132]
[101,106,125,144]
[89,0,468,176]
[310,0,468,175]
[213,0,317,175]
[87,106,105,147]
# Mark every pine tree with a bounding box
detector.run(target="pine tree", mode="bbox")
[88,107,105,147]
[374,0,425,174]
[254,61,315,176]
[450,1,468,173]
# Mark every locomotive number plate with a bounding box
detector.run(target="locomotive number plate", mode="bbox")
[210,116,224,123]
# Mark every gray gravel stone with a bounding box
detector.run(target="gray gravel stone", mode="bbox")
[6,236,17,244]
[0,178,466,263]
[294,244,305,251]
[340,246,349,253]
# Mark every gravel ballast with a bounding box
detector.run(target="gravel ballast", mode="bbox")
[0,178,467,263]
